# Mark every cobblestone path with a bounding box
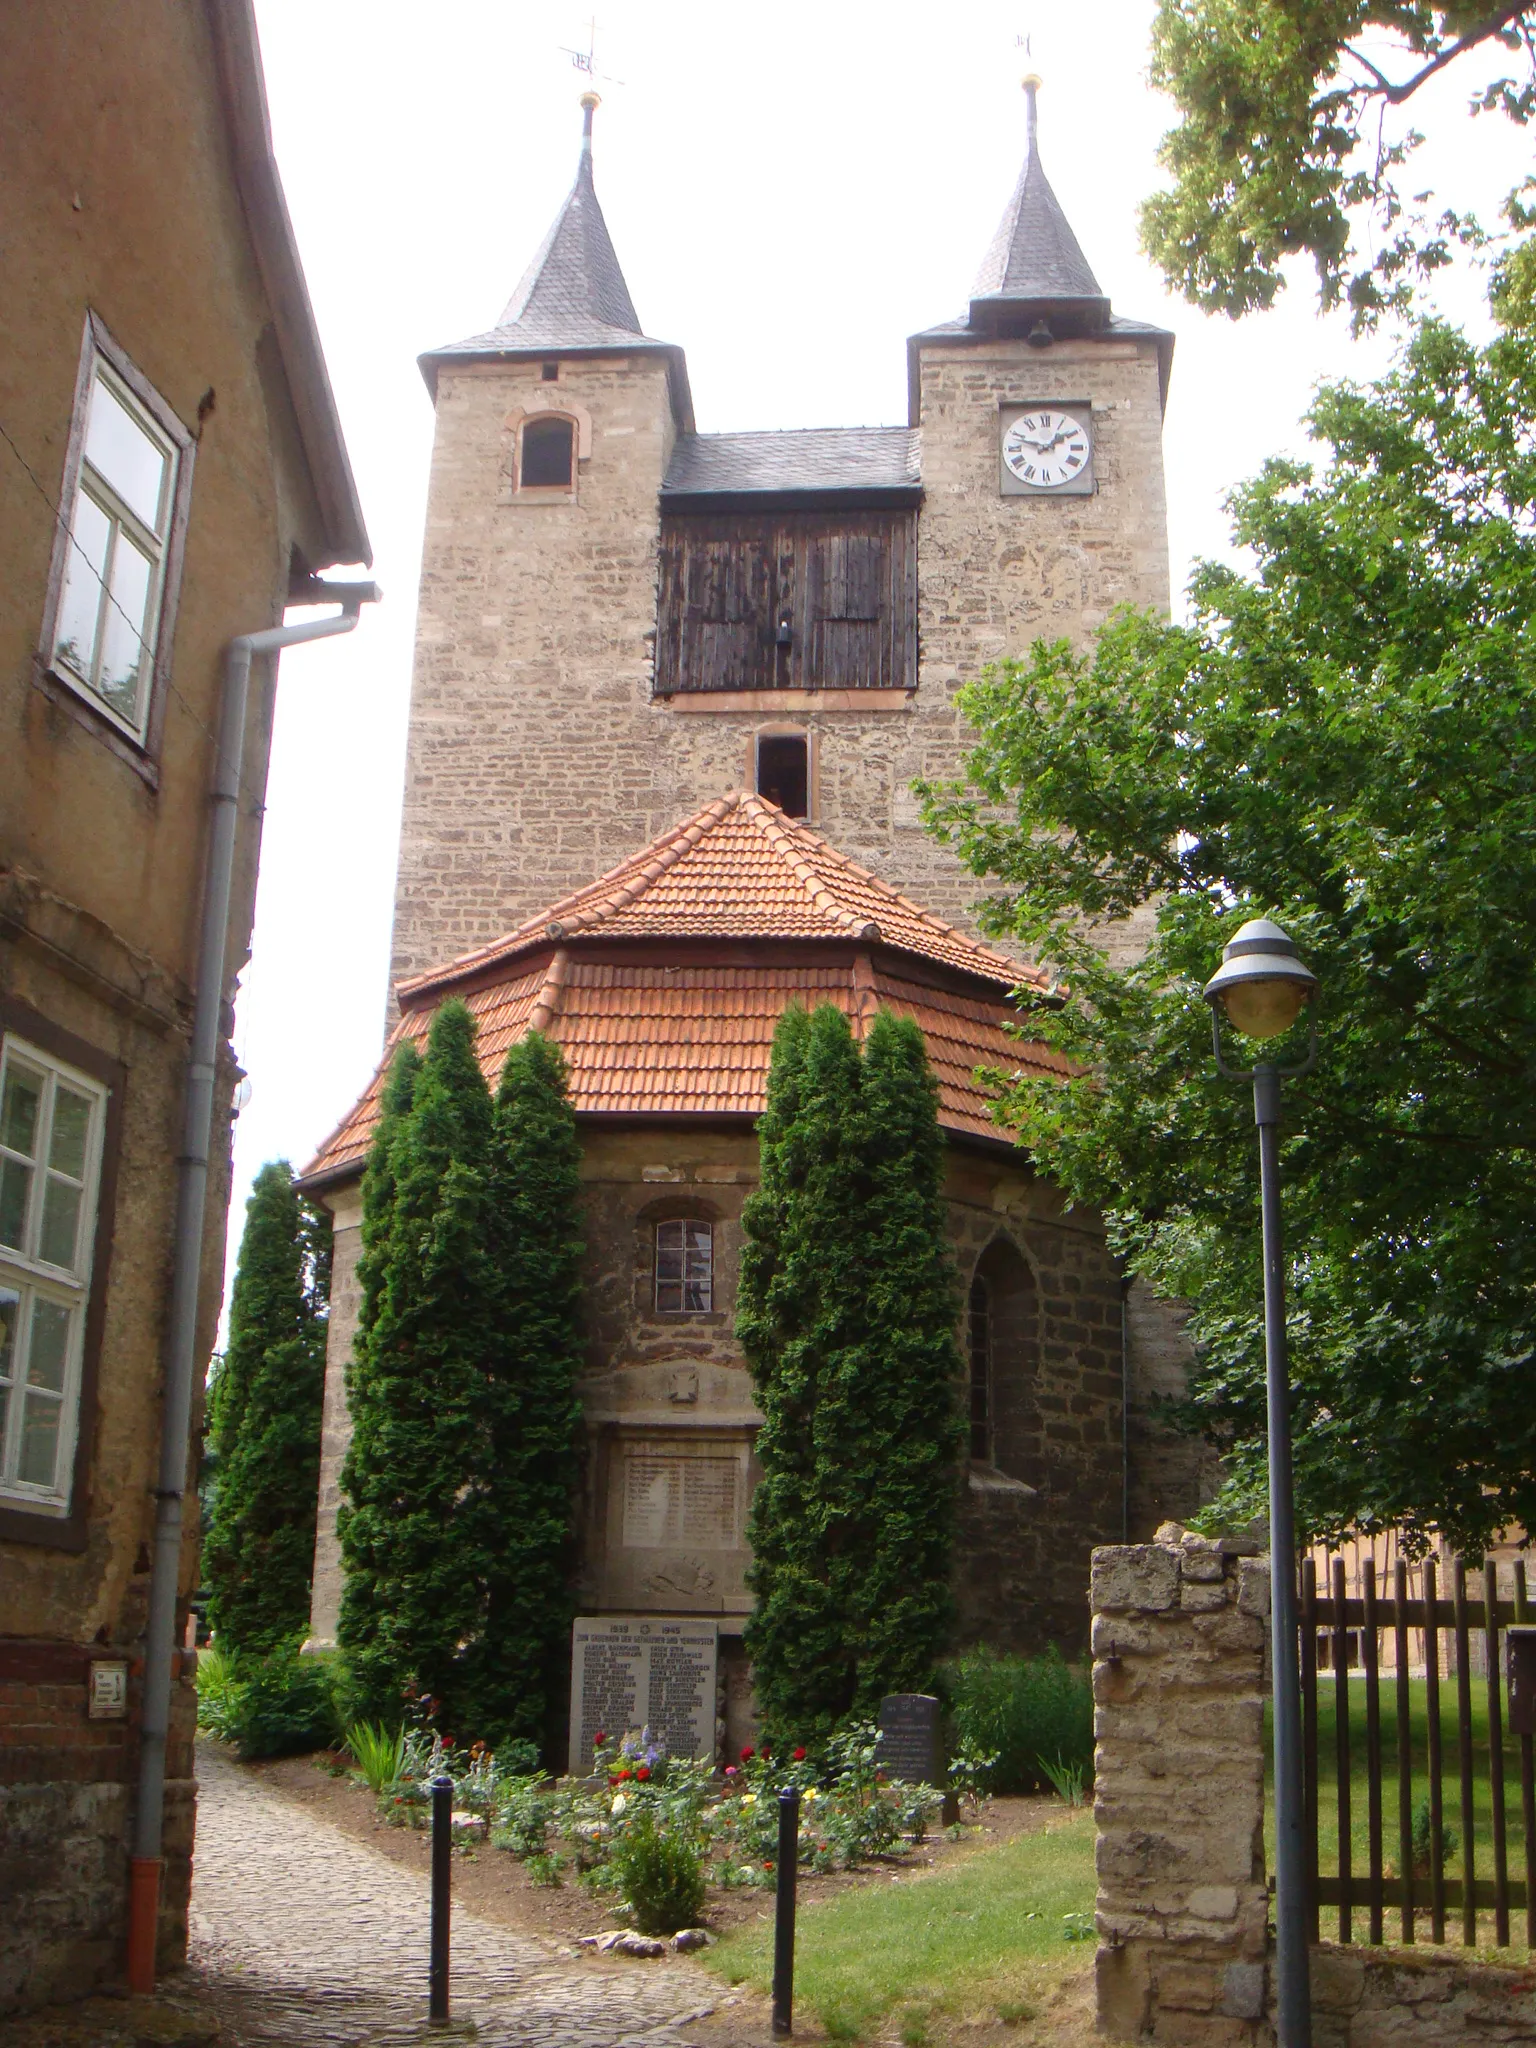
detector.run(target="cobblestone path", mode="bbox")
[187,1742,721,2048]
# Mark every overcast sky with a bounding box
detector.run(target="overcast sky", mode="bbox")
[223,0,1530,1312]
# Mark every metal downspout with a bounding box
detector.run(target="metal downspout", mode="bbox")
[127,582,379,1993]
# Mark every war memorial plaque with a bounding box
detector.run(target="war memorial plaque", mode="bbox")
[568,1616,719,1773]
[876,1693,944,1786]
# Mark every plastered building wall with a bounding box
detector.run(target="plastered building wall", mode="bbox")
[388,329,1171,997]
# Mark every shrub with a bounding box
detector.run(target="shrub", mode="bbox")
[346,1721,406,1794]
[942,1645,1092,1795]
[197,1645,337,1760]
[609,1810,708,1934]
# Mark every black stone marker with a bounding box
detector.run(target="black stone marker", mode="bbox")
[877,1693,957,1823]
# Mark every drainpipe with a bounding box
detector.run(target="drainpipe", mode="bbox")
[127,580,380,1995]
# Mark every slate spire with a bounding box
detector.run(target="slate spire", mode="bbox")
[493,92,648,344]
[968,75,1111,339]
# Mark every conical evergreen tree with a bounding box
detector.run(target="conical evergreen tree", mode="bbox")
[338,1004,496,1727]
[740,1003,964,1739]
[204,1161,330,1654]
[459,1031,584,1752]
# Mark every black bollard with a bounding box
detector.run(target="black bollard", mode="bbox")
[771,1786,800,2038]
[429,1772,453,2022]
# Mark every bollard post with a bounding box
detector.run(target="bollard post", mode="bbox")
[771,1786,800,2038]
[429,1772,452,2023]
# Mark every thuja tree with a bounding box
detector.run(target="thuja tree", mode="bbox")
[459,1032,583,1751]
[923,317,1536,1557]
[740,1004,964,1739]
[338,1003,496,1726]
[204,1161,331,1654]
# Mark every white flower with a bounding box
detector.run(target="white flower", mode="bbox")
[611,1793,627,1814]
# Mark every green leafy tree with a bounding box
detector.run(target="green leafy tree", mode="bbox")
[1142,2,1536,325]
[204,1162,331,1654]
[459,1032,584,1753]
[922,317,1536,1558]
[741,1004,965,1739]
[338,1003,495,1726]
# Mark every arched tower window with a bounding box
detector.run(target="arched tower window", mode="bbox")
[968,1273,992,1460]
[520,415,575,489]
[655,1218,713,1313]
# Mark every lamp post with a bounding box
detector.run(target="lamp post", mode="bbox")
[1203,917,1318,2048]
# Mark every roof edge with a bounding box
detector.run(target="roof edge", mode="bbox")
[905,319,1176,424]
[205,0,371,567]
[417,338,696,434]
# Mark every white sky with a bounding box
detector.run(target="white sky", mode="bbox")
[224,0,1532,1314]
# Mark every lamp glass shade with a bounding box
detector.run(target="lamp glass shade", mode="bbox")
[1219,976,1308,1041]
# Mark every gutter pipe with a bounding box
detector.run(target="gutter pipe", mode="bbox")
[127,581,380,1994]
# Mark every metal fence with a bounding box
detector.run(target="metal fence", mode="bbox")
[1299,1552,1534,1950]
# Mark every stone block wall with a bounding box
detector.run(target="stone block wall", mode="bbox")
[1091,1530,1536,2046]
[1092,1528,1273,2045]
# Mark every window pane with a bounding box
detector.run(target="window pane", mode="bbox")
[521,417,574,487]
[656,1281,682,1313]
[54,490,112,679]
[38,1177,82,1269]
[0,1159,30,1252]
[49,1088,92,1179]
[98,528,154,724]
[1,1062,43,1159]
[0,1286,18,1382]
[683,1222,711,1253]
[86,374,167,530]
[18,1388,63,1488]
[26,1297,71,1394]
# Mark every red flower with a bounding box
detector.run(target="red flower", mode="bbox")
[635,1764,652,1782]
[724,1766,739,1779]
[616,1766,633,1781]
[740,1746,755,1762]
[792,1747,807,1762]
[441,1736,455,1749]
[760,1741,772,1757]
[594,1732,606,1747]
[763,1860,774,1870]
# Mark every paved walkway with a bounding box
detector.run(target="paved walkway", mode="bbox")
[187,1743,721,2048]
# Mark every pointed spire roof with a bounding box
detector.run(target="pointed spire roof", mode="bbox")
[418,95,693,423]
[969,76,1110,337]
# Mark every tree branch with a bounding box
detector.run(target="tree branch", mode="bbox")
[1341,8,1532,108]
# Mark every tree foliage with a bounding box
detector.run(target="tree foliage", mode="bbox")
[204,1161,331,1654]
[337,1009,581,1753]
[740,1004,965,1740]
[1142,2,1536,324]
[923,317,1536,1558]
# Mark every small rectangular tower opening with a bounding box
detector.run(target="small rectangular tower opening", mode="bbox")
[756,732,808,818]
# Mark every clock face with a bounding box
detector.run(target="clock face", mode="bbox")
[1001,408,1092,490]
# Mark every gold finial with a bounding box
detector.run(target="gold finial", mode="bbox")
[1021,71,1043,91]
[580,89,601,111]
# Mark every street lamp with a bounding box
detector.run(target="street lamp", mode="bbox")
[1203,917,1318,2048]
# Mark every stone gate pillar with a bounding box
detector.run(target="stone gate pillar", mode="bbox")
[1091,1526,1272,2044]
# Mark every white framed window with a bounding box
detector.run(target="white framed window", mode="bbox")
[0,1036,107,1513]
[44,319,192,748]
[655,1219,713,1314]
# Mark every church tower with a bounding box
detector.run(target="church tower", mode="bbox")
[389,82,1172,994]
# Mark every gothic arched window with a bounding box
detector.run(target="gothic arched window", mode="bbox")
[655,1218,713,1313]
[968,1273,992,1461]
[520,414,575,489]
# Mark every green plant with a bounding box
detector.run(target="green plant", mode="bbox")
[346,1721,405,1795]
[1061,1910,1095,1942]
[948,1737,999,1813]
[740,1005,965,1741]
[608,1810,707,1934]
[997,2000,1037,2026]
[943,1646,1092,1796]
[203,1162,330,1655]
[197,1647,337,1760]
[1038,1754,1090,1809]
[524,1851,564,1887]
[1410,1796,1458,1879]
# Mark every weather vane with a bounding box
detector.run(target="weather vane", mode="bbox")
[560,16,624,88]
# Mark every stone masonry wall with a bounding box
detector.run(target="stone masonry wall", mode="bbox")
[1092,1531,1536,2047]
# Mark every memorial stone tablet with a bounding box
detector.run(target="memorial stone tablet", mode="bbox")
[876,1693,944,1786]
[568,1616,719,1773]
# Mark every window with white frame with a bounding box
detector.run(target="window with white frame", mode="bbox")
[50,349,182,741]
[655,1219,713,1313]
[0,1038,107,1512]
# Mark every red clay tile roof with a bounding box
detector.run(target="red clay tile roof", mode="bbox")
[303,795,1061,1188]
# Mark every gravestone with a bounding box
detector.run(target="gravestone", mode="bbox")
[877,1693,957,1822]
[568,1616,719,1773]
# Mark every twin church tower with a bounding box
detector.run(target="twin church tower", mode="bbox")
[389,84,1173,995]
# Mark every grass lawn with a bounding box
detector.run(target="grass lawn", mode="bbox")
[700,1809,1096,2043]
[1264,1682,1532,1955]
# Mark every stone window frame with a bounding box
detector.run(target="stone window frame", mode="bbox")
[748,723,817,821]
[501,393,593,506]
[966,1232,1043,1481]
[35,311,197,785]
[0,994,124,1553]
[634,1194,728,1326]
